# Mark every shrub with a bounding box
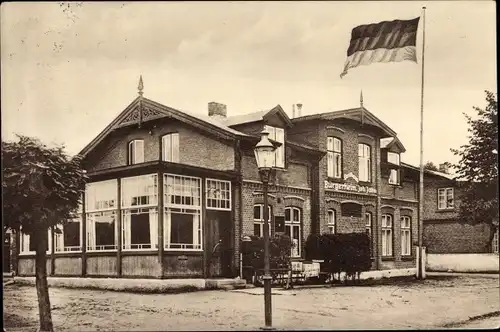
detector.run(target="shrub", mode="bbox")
[305,232,372,284]
[241,233,293,282]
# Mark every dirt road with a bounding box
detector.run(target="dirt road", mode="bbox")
[3,274,499,331]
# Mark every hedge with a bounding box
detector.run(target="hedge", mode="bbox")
[305,232,372,282]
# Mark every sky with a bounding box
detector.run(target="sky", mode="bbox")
[1,1,497,167]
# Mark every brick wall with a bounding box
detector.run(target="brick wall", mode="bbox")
[378,201,418,270]
[423,177,459,220]
[240,153,310,189]
[87,120,235,172]
[424,221,492,253]
[241,182,312,257]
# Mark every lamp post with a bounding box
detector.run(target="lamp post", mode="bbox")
[253,129,276,330]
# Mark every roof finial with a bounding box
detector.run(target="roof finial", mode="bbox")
[138,75,144,97]
[360,90,364,108]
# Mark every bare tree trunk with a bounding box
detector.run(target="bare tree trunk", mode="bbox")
[35,232,53,332]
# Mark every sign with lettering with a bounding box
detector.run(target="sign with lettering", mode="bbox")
[324,180,377,194]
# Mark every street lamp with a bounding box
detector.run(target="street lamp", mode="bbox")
[253,129,276,330]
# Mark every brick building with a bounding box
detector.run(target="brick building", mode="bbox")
[15,81,428,278]
[401,163,499,254]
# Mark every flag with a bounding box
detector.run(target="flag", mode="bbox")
[340,17,420,78]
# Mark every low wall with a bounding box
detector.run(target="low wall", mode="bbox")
[426,253,499,273]
[12,276,247,293]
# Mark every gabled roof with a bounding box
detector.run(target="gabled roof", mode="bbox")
[401,162,456,180]
[292,107,397,138]
[380,137,406,153]
[78,97,250,158]
[222,105,293,128]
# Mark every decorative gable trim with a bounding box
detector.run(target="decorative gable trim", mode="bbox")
[263,105,293,128]
[115,106,164,128]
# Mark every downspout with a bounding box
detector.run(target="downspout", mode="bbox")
[375,138,381,270]
[236,139,244,278]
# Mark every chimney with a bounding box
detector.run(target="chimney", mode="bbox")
[208,102,227,120]
[296,103,303,117]
[292,104,296,118]
[439,163,449,174]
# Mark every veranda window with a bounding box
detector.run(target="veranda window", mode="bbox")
[164,174,202,250]
[55,216,82,252]
[121,174,159,250]
[20,229,52,254]
[85,180,118,251]
[206,179,231,210]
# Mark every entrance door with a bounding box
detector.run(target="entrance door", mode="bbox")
[207,210,233,278]
[3,232,11,273]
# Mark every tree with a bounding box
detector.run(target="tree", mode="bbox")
[2,135,87,332]
[424,161,439,171]
[451,90,498,251]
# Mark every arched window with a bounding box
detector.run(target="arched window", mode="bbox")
[162,133,179,162]
[358,143,371,182]
[401,216,412,256]
[128,139,144,165]
[381,214,393,256]
[327,209,336,234]
[285,207,301,257]
[327,137,342,178]
[253,204,272,237]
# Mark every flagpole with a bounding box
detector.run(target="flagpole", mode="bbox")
[417,6,426,280]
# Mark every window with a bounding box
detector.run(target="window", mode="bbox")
[365,212,372,237]
[206,179,231,210]
[381,214,393,256]
[387,152,400,165]
[20,230,51,254]
[327,209,336,234]
[438,188,454,209]
[358,143,371,182]
[387,152,400,185]
[128,139,144,165]
[365,212,373,256]
[121,174,158,250]
[164,174,202,250]
[285,207,301,257]
[254,204,273,237]
[85,180,118,251]
[55,216,82,252]
[401,216,412,256]
[327,137,342,178]
[162,133,179,163]
[264,125,285,168]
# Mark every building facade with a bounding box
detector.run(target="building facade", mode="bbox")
[16,84,425,278]
[404,164,499,254]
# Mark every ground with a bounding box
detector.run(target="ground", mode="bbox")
[3,274,499,331]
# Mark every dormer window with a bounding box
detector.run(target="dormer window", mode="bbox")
[128,140,144,165]
[387,152,400,185]
[264,125,285,168]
